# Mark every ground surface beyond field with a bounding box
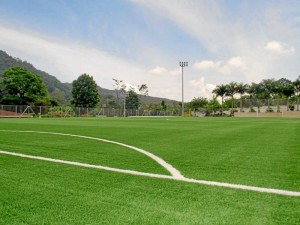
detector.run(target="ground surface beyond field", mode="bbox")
[0,117,299,224]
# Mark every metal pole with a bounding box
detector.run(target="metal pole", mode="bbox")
[123,97,126,117]
[182,65,184,116]
[179,61,188,116]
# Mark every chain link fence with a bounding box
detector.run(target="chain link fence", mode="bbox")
[0,105,181,118]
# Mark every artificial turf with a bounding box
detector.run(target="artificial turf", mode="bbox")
[0,117,299,224]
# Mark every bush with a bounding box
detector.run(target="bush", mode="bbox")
[266,107,274,112]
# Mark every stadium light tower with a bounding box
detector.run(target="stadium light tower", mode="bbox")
[179,61,188,116]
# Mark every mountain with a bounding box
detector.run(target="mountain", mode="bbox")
[0,50,178,106]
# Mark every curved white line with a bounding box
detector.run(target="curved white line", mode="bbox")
[0,130,299,197]
[0,130,184,179]
[0,150,299,197]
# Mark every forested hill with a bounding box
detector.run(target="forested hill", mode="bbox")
[0,50,73,104]
[0,50,176,106]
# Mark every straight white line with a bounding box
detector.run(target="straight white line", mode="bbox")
[0,150,299,197]
[0,150,173,180]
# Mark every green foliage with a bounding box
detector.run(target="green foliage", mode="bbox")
[71,74,100,108]
[212,84,227,99]
[277,78,294,98]
[205,97,222,115]
[125,89,139,109]
[161,100,167,111]
[186,97,208,110]
[0,50,71,105]
[1,66,49,105]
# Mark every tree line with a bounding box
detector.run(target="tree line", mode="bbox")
[0,66,151,109]
[185,77,300,116]
[2,66,299,116]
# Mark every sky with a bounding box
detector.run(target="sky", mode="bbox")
[0,0,300,101]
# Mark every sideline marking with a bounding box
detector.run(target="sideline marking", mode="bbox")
[0,130,299,197]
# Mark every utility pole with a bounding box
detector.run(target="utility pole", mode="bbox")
[179,61,188,116]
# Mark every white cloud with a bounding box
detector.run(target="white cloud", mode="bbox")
[148,66,180,76]
[148,66,168,74]
[194,57,247,75]
[0,23,145,88]
[194,60,216,70]
[132,1,300,84]
[0,23,188,101]
[188,77,216,99]
[227,57,247,69]
[264,40,295,55]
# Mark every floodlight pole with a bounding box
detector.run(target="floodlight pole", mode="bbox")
[179,61,188,116]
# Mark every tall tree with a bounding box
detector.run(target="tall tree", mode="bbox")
[248,82,265,112]
[225,82,238,114]
[113,79,126,107]
[294,76,300,111]
[212,84,227,116]
[71,74,100,108]
[125,88,139,109]
[236,83,248,112]
[138,84,148,109]
[161,100,167,111]
[1,66,48,105]
[247,83,255,111]
[259,79,277,110]
[277,78,294,111]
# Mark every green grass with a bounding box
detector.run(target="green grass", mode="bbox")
[0,117,300,224]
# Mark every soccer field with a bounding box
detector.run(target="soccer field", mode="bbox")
[0,117,299,224]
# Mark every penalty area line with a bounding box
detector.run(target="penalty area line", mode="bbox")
[0,150,299,197]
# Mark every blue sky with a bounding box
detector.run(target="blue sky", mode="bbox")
[1,0,300,101]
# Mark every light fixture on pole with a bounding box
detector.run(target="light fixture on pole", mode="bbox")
[179,61,188,116]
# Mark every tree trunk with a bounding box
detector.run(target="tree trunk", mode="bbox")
[221,96,224,116]
[231,96,234,115]
[277,98,280,112]
[240,95,243,112]
[287,98,290,111]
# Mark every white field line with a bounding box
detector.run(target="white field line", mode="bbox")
[0,130,299,197]
[0,150,299,197]
[0,130,184,179]
[0,150,173,179]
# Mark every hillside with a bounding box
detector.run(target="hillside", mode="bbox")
[0,50,177,106]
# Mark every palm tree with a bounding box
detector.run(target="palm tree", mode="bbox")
[212,84,227,116]
[273,80,283,112]
[247,83,256,112]
[293,76,300,111]
[225,82,238,115]
[236,83,248,112]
